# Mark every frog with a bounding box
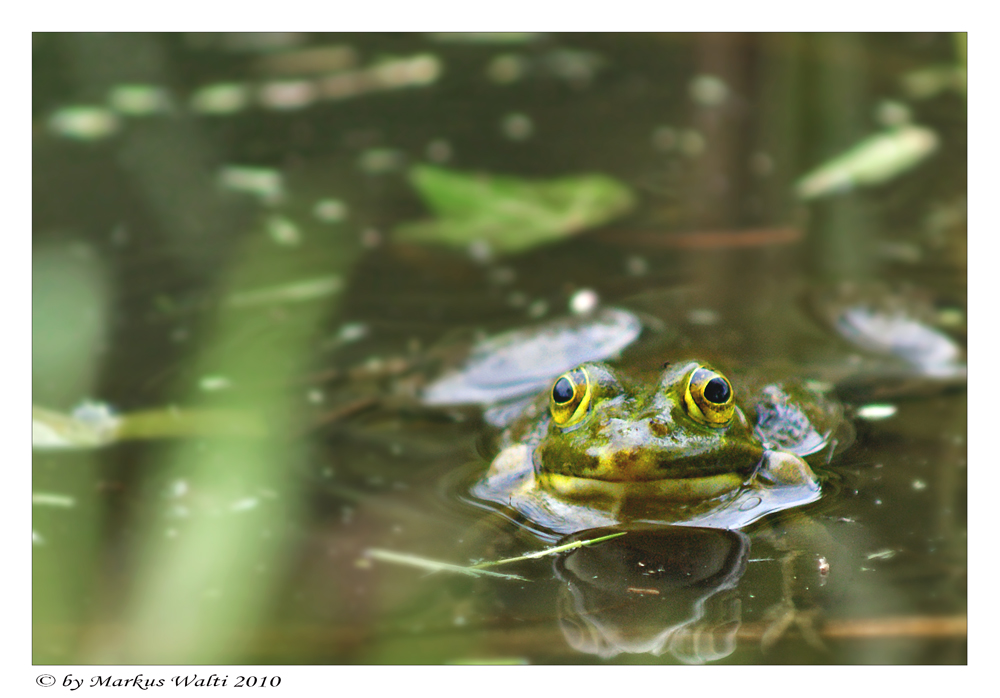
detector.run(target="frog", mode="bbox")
[469,358,846,538]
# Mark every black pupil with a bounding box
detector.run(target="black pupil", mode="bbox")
[704,377,730,404]
[552,377,575,403]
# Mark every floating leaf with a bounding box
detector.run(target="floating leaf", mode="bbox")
[394,165,635,254]
[421,307,642,408]
[795,125,938,200]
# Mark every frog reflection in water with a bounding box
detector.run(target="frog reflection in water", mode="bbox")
[473,359,841,536]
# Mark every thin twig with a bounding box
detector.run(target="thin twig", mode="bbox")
[469,532,627,570]
[364,549,528,581]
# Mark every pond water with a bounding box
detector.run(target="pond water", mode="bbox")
[32,33,966,665]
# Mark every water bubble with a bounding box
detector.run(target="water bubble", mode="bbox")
[569,289,599,315]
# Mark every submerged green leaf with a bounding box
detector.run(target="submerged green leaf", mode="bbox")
[394,165,635,254]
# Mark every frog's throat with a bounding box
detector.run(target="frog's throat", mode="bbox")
[536,470,744,503]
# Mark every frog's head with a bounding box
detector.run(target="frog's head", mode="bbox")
[534,361,765,503]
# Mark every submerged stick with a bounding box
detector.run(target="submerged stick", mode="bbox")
[364,549,529,581]
[365,532,627,581]
[469,531,627,570]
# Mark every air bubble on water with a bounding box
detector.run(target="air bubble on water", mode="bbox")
[569,289,599,315]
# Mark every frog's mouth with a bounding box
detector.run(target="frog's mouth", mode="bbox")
[536,470,746,503]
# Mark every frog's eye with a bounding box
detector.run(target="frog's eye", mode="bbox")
[684,366,735,426]
[549,367,592,428]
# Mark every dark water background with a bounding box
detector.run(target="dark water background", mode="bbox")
[32,33,966,665]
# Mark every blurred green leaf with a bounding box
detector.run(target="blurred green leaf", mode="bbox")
[394,165,635,254]
[795,125,938,200]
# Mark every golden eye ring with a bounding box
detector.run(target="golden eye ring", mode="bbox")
[684,366,735,426]
[549,367,592,428]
